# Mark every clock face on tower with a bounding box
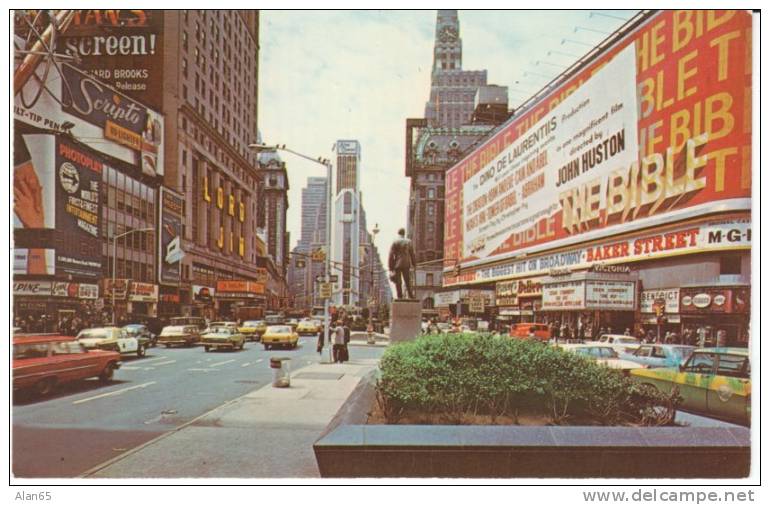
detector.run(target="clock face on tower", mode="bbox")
[439,25,458,42]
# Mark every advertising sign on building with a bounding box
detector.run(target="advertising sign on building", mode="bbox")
[680,286,750,314]
[640,288,680,314]
[542,281,585,310]
[444,215,751,285]
[13,133,102,279]
[129,282,159,302]
[193,285,215,303]
[13,248,56,276]
[54,136,103,278]
[444,11,751,274]
[58,10,165,110]
[585,280,636,311]
[495,280,518,306]
[61,64,164,178]
[13,281,53,297]
[215,280,266,298]
[103,278,129,299]
[158,187,184,286]
[14,55,164,177]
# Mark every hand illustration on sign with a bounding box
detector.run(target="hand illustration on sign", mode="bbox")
[14,159,44,229]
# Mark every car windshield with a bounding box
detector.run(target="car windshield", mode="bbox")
[618,337,638,344]
[243,321,260,327]
[670,347,695,361]
[161,326,187,335]
[78,329,110,339]
[209,327,234,335]
[268,326,291,334]
[124,325,143,333]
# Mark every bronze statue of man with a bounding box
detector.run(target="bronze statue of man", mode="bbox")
[388,228,416,299]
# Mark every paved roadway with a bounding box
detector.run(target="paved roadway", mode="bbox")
[12,336,385,478]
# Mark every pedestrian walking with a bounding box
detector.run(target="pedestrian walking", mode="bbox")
[342,318,351,363]
[697,326,707,348]
[332,322,346,363]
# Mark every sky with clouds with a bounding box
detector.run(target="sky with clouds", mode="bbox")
[258,9,638,272]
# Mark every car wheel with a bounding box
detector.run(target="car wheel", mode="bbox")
[264,344,270,350]
[292,341,298,349]
[34,377,56,397]
[204,346,210,352]
[238,341,245,350]
[99,363,116,382]
[137,345,146,357]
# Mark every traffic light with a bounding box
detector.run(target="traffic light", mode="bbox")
[654,305,663,317]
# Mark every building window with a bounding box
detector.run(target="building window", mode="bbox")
[426,273,434,286]
[720,254,742,275]
[182,31,188,50]
[428,188,435,199]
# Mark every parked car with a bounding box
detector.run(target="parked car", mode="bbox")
[558,343,645,374]
[630,348,750,426]
[168,316,207,331]
[238,320,266,341]
[13,335,121,397]
[621,344,696,368]
[158,325,201,347]
[510,323,551,342]
[77,327,149,357]
[262,325,299,350]
[597,334,641,353]
[201,326,245,352]
[297,318,321,336]
[208,321,237,330]
[123,324,157,347]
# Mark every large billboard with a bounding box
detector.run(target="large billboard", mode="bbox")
[444,10,752,275]
[13,133,103,279]
[14,58,164,178]
[58,10,165,110]
[158,187,184,285]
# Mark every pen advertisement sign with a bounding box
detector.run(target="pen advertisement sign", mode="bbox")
[444,10,752,272]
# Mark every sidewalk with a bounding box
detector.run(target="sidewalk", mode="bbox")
[82,358,381,479]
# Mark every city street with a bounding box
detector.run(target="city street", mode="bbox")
[12,336,384,478]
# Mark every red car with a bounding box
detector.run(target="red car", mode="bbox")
[13,335,122,397]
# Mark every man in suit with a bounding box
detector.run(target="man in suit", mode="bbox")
[388,228,417,299]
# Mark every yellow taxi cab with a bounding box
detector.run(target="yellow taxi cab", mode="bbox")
[238,320,266,341]
[262,325,299,350]
[630,347,750,426]
[296,318,320,336]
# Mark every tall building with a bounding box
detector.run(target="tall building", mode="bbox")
[405,10,511,313]
[288,176,328,310]
[160,10,264,318]
[257,149,290,277]
[332,140,362,306]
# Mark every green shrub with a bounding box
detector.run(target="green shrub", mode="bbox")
[376,333,678,425]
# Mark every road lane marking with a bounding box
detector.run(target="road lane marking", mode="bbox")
[208,359,236,368]
[187,368,218,373]
[153,360,177,366]
[73,381,156,405]
[256,359,264,363]
[120,366,142,370]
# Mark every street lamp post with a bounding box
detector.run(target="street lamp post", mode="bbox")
[111,227,154,325]
[250,142,334,363]
[368,223,379,335]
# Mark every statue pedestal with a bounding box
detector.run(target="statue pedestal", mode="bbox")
[389,300,422,343]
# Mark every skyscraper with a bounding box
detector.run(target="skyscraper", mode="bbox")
[288,176,328,310]
[404,10,510,311]
[332,140,362,306]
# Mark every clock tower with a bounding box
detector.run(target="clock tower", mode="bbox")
[433,10,461,73]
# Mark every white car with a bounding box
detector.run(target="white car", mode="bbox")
[558,343,644,373]
[77,327,147,357]
[597,334,641,353]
